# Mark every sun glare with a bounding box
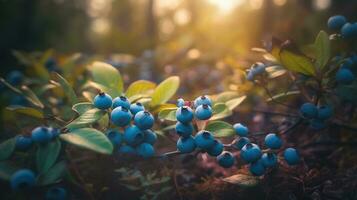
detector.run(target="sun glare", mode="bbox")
[207,0,244,13]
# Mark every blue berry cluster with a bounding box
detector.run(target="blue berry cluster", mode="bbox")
[10,168,67,199]
[246,62,266,81]
[232,124,299,176]
[327,15,357,39]
[335,55,356,85]
[15,126,60,151]
[175,96,299,175]
[93,92,157,158]
[300,103,333,130]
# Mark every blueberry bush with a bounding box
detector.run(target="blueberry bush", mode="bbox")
[0,15,357,200]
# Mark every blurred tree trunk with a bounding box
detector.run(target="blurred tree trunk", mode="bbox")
[146,0,157,49]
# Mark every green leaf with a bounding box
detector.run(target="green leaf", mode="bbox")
[265,65,287,79]
[36,139,61,174]
[82,91,95,102]
[206,121,235,137]
[225,96,246,110]
[6,106,44,118]
[150,76,180,107]
[314,31,330,70]
[66,108,106,129]
[266,91,300,102]
[0,78,22,94]
[336,83,357,102]
[158,108,177,122]
[0,138,16,161]
[38,160,67,186]
[88,61,123,95]
[72,102,95,115]
[52,72,78,105]
[210,103,232,120]
[84,81,120,98]
[125,80,156,98]
[271,39,315,76]
[222,174,259,187]
[60,128,113,154]
[215,92,240,103]
[0,161,19,181]
[20,85,44,108]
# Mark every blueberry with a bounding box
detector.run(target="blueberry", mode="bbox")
[175,122,194,138]
[15,136,32,150]
[176,106,194,123]
[10,95,28,106]
[111,106,132,127]
[233,137,250,150]
[249,159,266,176]
[6,70,23,86]
[194,95,212,108]
[310,119,326,130]
[45,58,58,72]
[327,15,347,30]
[31,126,51,143]
[123,125,144,146]
[300,103,318,119]
[194,130,215,150]
[177,136,196,153]
[136,143,155,158]
[341,23,357,39]
[283,148,300,165]
[46,187,67,200]
[261,152,278,167]
[195,104,212,120]
[48,127,60,139]
[10,169,35,190]
[317,105,333,120]
[241,143,262,163]
[233,123,249,137]
[246,70,255,81]
[251,62,266,75]
[217,151,235,168]
[143,130,157,145]
[134,111,154,130]
[336,68,355,84]
[106,129,122,147]
[130,102,145,116]
[93,92,112,109]
[118,145,136,155]
[207,139,224,157]
[177,98,185,107]
[112,96,130,109]
[264,133,282,149]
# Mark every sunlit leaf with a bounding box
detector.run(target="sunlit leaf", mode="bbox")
[88,61,123,95]
[210,103,232,120]
[36,139,61,174]
[150,76,180,107]
[20,85,44,108]
[266,91,300,102]
[152,103,177,114]
[225,96,246,110]
[215,91,240,103]
[82,91,95,102]
[72,102,94,115]
[314,31,330,70]
[158,108,177,122]
[0,138,16,161]
[206,121,235,137]
[222,174,259,187]
[125,80,156,98]
[66,108,106,129]
[84,81,120,98]
[6,106,44,118]
[60,128,113,154]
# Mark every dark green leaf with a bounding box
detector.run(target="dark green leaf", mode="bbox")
[0,161,19,181]
[66,108,106,129]
[38,160,67,186]
[36,139,61,174]
[52,72,78,105]
[150,76,180,107]
[60,128,113,154]
[206,121,235,137]
[0,138,16,161]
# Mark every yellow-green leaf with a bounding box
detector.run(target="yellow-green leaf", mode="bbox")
[206,121,235,137]
[125,80,156,98]
[6,106,44,118]
[314,31,330,70]
[150,76,180,107]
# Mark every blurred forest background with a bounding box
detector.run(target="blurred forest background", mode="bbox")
[0,0,356,77]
